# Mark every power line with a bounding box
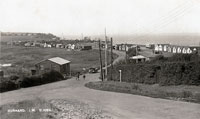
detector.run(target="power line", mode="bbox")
[129,1,195,42]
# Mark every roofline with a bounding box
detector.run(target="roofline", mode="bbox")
[35,57,71,65]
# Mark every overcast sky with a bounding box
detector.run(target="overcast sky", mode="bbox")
[0,0,200,36]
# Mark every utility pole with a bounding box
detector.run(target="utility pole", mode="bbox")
[125,43,127,63]
[110,37,113,80]
[136,45,138,63]
[136,45,138,56]
[99,39,104,81]
[104,28,108,81]
[0,31,1,55]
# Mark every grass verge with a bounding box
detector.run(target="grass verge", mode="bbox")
[85,81,200,103]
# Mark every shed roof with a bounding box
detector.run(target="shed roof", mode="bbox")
[130,55,147,59]
[48,57,70,65]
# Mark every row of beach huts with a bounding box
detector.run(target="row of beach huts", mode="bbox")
[153,44,200,54]
[113,43,200,54]
[5,41,93,50]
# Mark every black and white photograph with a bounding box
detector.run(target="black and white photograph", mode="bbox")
[0,0,200,119]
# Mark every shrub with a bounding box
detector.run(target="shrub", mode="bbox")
[20,75,42,88]
[20,70,64,88]
[181,91,193,98]
[108,61,200,86]
[10,75,19,81]
[0,80,18,92]
[41,70,64,82]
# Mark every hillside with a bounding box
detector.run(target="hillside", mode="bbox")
[1,32,59,42]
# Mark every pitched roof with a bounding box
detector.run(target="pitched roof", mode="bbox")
[48,57,70,65]
[130,55,147,59]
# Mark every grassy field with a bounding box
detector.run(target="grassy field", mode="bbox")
[85,81,200,103]
[0,44,117,76]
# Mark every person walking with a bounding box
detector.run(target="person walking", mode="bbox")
[83,74,86,80]
[76,72,80,80]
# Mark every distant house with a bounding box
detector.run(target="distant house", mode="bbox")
[186,47,192,54]
[163,45,169,52]
[154,44,170,53]
[177,46,182,53]
[126,44,138,51]
[81,45,92,50]
[172,46,177,53]
[158,44,162,51]
[153,44,199,55]
[56,44,62,48]
[43,43,52,48]
[154,44,159,52]
[115,44,122,50]
[35,57,71,76]
[114,44,120,50]
[182,47,187,54]
[71,44,76,50]
[145,44,155,49]
[189,46,200,54]
[24,42,32,47]
[167,46,172,53]
[129,55,149,63]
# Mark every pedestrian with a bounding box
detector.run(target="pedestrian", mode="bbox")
[83,74,86,80]
[76,72,80,80]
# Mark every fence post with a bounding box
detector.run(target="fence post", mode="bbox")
[119,70,122,82]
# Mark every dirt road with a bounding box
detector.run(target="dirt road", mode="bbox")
[1,50,200,119]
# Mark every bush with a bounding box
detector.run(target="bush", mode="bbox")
[0,80,18,92]
[108,64,160,84]
[108,61,200,86]
[41,70,64,82]
[108,53,200,86]
[20,70,64,88]
[160,62,200,86]
[10,75,19,81]
[20,75,42,88]
[168,53,200,62]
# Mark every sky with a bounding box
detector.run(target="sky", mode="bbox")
[0,0,200,37]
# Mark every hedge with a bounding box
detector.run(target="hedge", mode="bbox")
[0,70,64,92]
[20,70,64,87]
[108,61,200,86]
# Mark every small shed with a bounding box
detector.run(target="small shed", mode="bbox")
[129,55,149,63]
[35,57,71,76]
[81,45,92,50]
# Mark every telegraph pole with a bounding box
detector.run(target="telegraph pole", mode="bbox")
[104,28,108,80]
[136,45,138,63]
[110,37,113,80]
[99,39,103,81]
[0,31,1,55]
[125,43,127,63]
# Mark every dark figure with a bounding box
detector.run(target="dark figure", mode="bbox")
[76,72,80,80]
[83,74,86,80]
